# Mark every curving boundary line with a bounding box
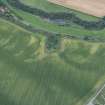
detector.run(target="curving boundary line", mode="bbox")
[7,0,105,30]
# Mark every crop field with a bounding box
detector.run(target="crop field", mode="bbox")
[1,18,105,105]
[0,0,105,105]
[48,0,105,17]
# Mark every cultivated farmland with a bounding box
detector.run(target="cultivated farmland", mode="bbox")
[0,0,105,105]
[48,0,105,17]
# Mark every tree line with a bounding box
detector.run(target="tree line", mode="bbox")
[1,4,105,51]
[7,0,105,30]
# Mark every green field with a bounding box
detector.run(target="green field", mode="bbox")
[0,18,105,105]
[0,0,105,105]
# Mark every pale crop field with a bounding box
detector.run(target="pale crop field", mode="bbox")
[48,0,105,17]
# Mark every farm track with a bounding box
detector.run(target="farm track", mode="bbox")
[86,82,105,105]
[7,0,105,30]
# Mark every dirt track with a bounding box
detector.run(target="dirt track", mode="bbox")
[48,0,105,17]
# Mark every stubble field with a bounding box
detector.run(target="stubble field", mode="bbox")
[48,0,105,17]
